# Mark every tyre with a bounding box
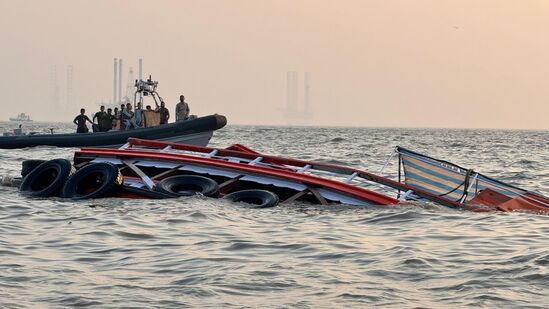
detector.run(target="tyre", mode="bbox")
[224,189,279,208]
[156,175,219,197]
[122,186,175,199]
[19,159,73,197]
[21,160,47,178]
[61,163,123,200]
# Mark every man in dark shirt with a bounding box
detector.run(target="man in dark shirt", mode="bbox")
[157,101,170,125]
[118,104,125,129]
[113,107,119,129]
[101,108,114,131]
[93,105,107,132]
[73,108,93,133]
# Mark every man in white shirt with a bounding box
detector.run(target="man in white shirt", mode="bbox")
[133,102,144,127]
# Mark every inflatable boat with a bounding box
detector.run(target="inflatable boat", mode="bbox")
[0,114,226,149]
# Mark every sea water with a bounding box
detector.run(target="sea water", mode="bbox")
[0,123,548,308]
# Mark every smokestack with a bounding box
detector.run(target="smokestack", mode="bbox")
[118,59,123,103]
[304,72,310,110]
[51,65,60,110]
[286,71,298,113]
[67,65,73,108]
[113,58,118,104]
[126,67,134,98]
[286,72,291,112]
[139,58,143,80]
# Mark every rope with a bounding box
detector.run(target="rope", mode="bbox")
[459,169,474,202]
[437,169,474,202]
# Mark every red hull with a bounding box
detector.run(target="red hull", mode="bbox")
[71,138,548,213]
[76,147,399,206]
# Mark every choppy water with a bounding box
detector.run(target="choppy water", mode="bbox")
[1,123,548,308]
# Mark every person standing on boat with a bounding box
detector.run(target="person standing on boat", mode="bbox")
[101,108,114,131]
[133,102,144,128]
[113,107,119,130]
[73,108,93,133]
[122,103,136,130]
[157,101,170,125]
[175,95,190,121]
[118,104,126,130]
[93,106,107,132]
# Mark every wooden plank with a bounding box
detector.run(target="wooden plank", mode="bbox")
[283,187,328,205]
[218,175,243,190]
[151,165,184,180]
[74,161,89,168]
[122,160,155,190]
[282,190,309,203]
[308,187,328,205]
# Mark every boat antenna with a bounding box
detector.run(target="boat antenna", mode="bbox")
[134,75,161,109]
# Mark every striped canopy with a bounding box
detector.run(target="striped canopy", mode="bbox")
[397,147,528,203]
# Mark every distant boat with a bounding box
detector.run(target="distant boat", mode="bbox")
[9,113,32,122]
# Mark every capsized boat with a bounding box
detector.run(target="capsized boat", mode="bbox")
[54,138,544,213]
[16,138,548,213]
[71,138,399,206]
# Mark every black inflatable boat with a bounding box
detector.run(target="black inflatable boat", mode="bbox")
[0,114,226,149]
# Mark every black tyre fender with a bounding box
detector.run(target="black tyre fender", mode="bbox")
[21,159,47,178]
[156,175,219,197]
[61,163,123,200]
[122,186,175,199]
[224,189,279,208]
[19,159,73,197]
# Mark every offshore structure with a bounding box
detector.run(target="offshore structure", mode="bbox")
[50,65,60,110]
[50,64,75,119]
[283,71,312,125]
[111,58,142,106]
[66,65,73,108]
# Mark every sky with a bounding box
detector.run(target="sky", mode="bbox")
[0,0,548,129]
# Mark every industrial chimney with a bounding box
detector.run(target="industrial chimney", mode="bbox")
[118,59,123,103]
[113,58,118,104]
[139,58,143,80]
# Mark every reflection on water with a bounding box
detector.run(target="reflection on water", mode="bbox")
[0,124,548,308]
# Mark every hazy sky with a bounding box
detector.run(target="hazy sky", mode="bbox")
[1,0,548,129]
